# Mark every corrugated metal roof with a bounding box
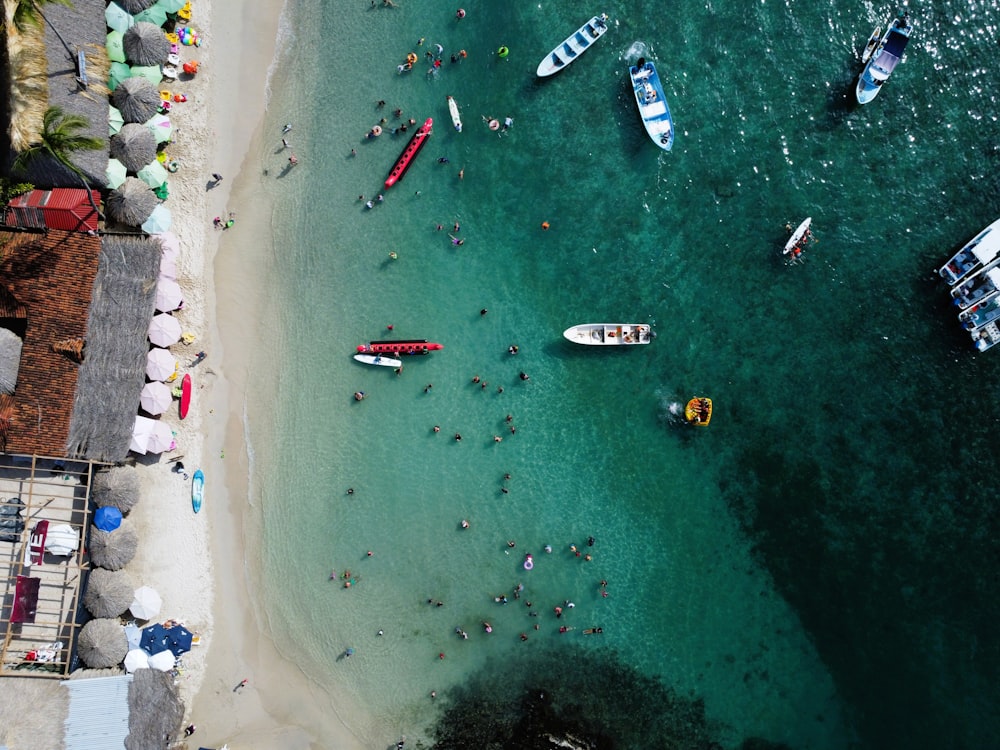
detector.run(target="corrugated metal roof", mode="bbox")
[62,674,133,750]
[6,189,99,232]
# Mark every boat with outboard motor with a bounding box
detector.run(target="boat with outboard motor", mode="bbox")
[536,13,609,77]
[384,117,433,188]
[562,323,652,346]
[938,217,1000,286]
[856,12,912,104]
[356,339,443,355]
[629,58,673,151]
[959,291,1000,331]
[685,397,712,426]
[951,264,1000,310]
[971,321,1000,352]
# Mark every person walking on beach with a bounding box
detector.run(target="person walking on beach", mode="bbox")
[211,173,222,183]
[289,154,299,165]
[282,138,291,149]
[234,678,248,692]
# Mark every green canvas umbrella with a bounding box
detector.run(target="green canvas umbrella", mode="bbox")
[156,0,187,11]
[107,30,126,63]
[130,65,163,87]
[109,105,125,135]
[154,182,169,200]
[144,113,172,143]
[134,5,167,26]
[105,2,135,34]
[137,159,169,188]
[106,158,128,189]
[109,62,131,91]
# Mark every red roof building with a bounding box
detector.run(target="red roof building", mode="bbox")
[5,189,99,233]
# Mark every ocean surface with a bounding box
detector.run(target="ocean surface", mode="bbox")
[222,1,1000,747]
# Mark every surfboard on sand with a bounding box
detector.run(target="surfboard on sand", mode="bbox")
[179,373,192,419]
[447,95,462,132]
[191,469,204,513]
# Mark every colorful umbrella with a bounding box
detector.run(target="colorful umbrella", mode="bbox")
[106,30,127,63]
[144,112,172,143]
[105,158,127,189]
[154,276,182,311]
[147,313,182,347]
[139,380,172,415]
[137,159,169,188]
[109,105,125,135]
[142,204,173,234]
[146,347,178,380]
[134,4,168,26]
[105,2,135,33]
[129,64,163,87]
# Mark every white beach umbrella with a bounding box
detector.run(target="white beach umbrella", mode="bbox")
[145,420,175,454]
[154,277,182,312]
[139,381,172,415]
[147,313,182,347]
[130,415,155,454]
[123,648,149,672]
[131,585,162,620]
[145,347,178,381]
[147,649,175,671]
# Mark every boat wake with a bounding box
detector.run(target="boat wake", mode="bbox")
[656,390,688,426]
[622,40,648,64]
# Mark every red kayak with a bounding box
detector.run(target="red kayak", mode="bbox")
[356,339,443,355]
[385,118,433,188]
[179,373,192,419]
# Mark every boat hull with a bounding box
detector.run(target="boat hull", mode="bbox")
[855,16,911,104]
[384,118,433,188]
[447,96,462,132]
[784,217,812,255]
[562,324,651,346]
[629,60,674,151]
[536,14,609,77]
[685,397,712,426]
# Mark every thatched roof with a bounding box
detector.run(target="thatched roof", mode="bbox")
[109,123,156,171]
[77,618,128,669]
[0,327,22,394]
[119,0,156,12]
[8,0,111,187]
[110,77,160,124]
[125,668,184,750]
[123,22,169,66]
[106,177,157,226]
[82,567,134,619]
[66,237,160,461]
[88,519,139,570]
[92,465,141,513]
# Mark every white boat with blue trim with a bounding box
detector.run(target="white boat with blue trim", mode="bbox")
[856,12,912,104]
[951,264,1000,311]
[959,291,1000,332]
[938,217,1000,286]
[563,323,652,346]
[629,58,673,151]
[536,14,609,78]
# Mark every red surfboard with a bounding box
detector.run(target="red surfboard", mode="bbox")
[179,373,192,419]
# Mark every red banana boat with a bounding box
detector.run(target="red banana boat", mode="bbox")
[356,339,443,355]
[384,118,433,188]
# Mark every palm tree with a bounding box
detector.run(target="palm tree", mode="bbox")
[10,0,73,33]
[13,105,105,219]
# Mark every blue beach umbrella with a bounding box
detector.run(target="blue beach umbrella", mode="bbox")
[106,31,127,63]
[140,623,170,654]
[105,2,135,34]
[93,506,123,532]
[142,204,172,234]
[166,625,193,656]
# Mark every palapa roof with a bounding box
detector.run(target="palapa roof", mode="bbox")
[82,567,134,619]
[0,229,101,456]
[88,519,139,570]
[110,77,160,125]
[123,22,169,67]
[109,123,157,171]
[125,669,184,750]
[76,617,128,669]
[91,464,141,514]
[106,177,157,226]
[65,236,160,462]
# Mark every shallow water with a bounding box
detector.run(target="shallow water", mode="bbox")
[230,1,1000,747]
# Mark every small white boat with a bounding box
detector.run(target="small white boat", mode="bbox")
[938,217,1000,286]
[536,13,609,77]
[353,354,403,368]
[629,58,673,151]
[856,12,912,104]
[563,323,652,346]
[951,265,1000,311]
[971,321,1000,352]
[784,217,812,255]
[447,95,462,132]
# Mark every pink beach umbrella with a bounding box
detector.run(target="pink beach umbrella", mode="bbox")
[130,415,156,454]
[139,381,172,415]
[155,231,180,257]
[145,420,174,454]
[154,277,182,312]
[145,347,178,381]
[147,313,182,347]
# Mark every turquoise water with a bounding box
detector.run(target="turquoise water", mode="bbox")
[224,1,1000,747]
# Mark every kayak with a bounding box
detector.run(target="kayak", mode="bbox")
[179,373,191,419]
[191,469,204,513]
[447,95,462,132]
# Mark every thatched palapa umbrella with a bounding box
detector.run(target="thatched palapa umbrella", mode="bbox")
[110,123,157,171]
[0,328,22,394]
[111,76,160,124]
[107,178,157,226]
[77,618,129,669]
[88,519,139,570]
[123,22,170,66]
[83,568,135,619]
[126,669,184,750]
[92,464,141,514]
[118,0,155,13]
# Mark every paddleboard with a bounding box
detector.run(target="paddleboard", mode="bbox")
[191,469,204,513]
[179,373,191,419]
[353,354,403,368]
[861,25,881,63]
[447,95,462,132]
[783,217,812,254]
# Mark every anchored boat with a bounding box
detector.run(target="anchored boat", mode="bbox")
[562,323,652,346]
[384,118,433,188]
[938,217,1000,286]
[951,265,1000,311]
[356,339,443,356]
[856,12,912,104]
[629,58,673,151]
[536,13,609,77]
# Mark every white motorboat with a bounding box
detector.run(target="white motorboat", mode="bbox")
[563,323,652,346]
[938,217,1000,286]
[536,14,609,77]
